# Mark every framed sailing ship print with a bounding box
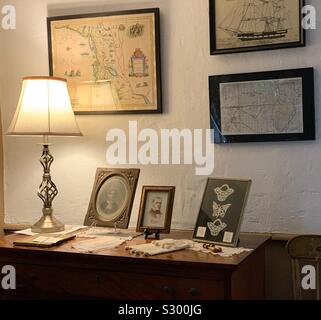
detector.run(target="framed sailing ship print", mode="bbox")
[48,8,162,114]
[209,68,315,144]
[210,0,305,55]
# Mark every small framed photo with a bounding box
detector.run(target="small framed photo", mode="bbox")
[210,0,305,55]
[84,168,140,228]
[210,68,315,144]
[193,178,252,247]
[136,186,175,234]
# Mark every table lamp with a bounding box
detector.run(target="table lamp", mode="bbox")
[7,76,83,233]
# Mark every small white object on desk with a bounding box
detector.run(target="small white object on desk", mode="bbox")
[78,227,142,239]
[126,239,253,258]
[72,236,132,253]
[15,225,87,236]
[32,236,62,245]
[126,239,191,257]
[189,242,253,257]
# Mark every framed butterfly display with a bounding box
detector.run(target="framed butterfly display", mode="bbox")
[193,178,252,247]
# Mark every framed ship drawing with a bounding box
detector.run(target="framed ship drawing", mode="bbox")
[48,8,162,114]
[210,0,305,55]
[193,178,252,247]
[209,68,315,144]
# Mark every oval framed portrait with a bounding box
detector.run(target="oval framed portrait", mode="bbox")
[84,168,140,228]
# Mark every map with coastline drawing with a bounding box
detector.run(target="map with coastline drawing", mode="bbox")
[49,13,157,112]
[219,78,304,135]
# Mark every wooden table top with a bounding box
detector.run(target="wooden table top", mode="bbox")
[0,230,270,269]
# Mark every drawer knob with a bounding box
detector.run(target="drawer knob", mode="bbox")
[96,275,102,284]
[163,286,175,295]
[189,288,200,297]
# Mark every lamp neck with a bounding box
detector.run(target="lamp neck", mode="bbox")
[43,135,49,145]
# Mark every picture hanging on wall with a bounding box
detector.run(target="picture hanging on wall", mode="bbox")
[209,68,315,144]
[210,0,306,55]
[193,178,252,247]
[48,8,162,114]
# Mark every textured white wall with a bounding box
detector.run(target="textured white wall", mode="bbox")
[1,0,321,234]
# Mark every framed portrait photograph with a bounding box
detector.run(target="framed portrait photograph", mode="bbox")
[193,178,252,247]
[209,68,315,144]
[84,168,140,228]
[47,8,162,114]
[136,186,175,234]
[210,0,305,55]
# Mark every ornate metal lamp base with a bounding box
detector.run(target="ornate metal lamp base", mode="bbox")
[31,208,64,233]
[32,142,65,233]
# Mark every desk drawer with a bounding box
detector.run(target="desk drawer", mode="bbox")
[8,263,226,300]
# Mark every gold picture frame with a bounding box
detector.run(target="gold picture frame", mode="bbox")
[84,168,140,228]
[48,8,162,114]
[136,186,175,234]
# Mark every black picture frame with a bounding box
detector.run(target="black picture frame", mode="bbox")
[193,178,252,247]
[47,8,162,115]
[209,68,315,144]
[210,0,306,55]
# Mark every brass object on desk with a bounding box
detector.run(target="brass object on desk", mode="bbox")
[6,77,83,233]
[203,243,222,253]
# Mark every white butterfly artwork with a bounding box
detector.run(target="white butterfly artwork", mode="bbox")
[207,219,227,237]
[212,201,231,219]
[214,184,234,202]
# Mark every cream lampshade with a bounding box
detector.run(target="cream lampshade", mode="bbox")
[7,76,82,136]
[7,76,83,233]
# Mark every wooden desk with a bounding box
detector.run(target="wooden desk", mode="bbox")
[0,231,270,300]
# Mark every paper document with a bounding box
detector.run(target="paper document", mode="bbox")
[72,236,131,253]
[15,225,87,236]
[78,227,143,239]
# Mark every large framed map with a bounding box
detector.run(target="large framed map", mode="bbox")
[209,68,315,143]
[47,9,162,114]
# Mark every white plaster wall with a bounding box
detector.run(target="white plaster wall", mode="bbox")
[1,0,321,234]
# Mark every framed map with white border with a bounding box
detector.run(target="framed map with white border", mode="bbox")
[209,68,315,144]
[47,8,162,114]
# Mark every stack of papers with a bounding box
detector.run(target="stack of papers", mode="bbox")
[13,234,76,248]
[14,225,87,236]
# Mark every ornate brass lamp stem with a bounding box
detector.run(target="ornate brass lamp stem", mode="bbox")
[31,140,64,233]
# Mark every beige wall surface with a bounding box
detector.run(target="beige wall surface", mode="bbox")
[1,0,321,234]
[0,21,5,234]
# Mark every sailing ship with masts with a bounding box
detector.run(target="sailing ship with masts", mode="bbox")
[219,0,288,41]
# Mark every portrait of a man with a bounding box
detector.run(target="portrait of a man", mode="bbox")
[142,192,168,229]
[96,176,128,222]
[148,197,163,225]
[137,186,175,234]
[100,188,119,215]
